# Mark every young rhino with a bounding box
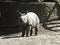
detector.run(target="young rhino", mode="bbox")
[19,11,40,37]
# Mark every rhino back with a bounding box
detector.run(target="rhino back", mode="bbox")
[26,12,40,27]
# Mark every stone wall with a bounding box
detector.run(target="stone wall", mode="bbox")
[0,2,45,27]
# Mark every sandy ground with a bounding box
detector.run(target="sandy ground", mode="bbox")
[0,35,60,45]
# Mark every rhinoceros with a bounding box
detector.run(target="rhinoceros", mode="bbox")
[17,11,40,37]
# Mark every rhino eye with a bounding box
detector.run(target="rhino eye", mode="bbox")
[20,18,22,22]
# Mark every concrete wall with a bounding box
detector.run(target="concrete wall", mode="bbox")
[0,2,60,35]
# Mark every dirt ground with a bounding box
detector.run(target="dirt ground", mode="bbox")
[0,22,60,45]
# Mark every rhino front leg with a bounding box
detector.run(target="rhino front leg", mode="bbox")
[21,29,25,37]
[26,26,32,37]
[35,24,40,35]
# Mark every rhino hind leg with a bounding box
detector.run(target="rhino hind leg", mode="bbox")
[30,29,32,36]
[35,27,38,35]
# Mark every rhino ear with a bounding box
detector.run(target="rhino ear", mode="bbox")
[18,12,25,16]
[17,10,23,15]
